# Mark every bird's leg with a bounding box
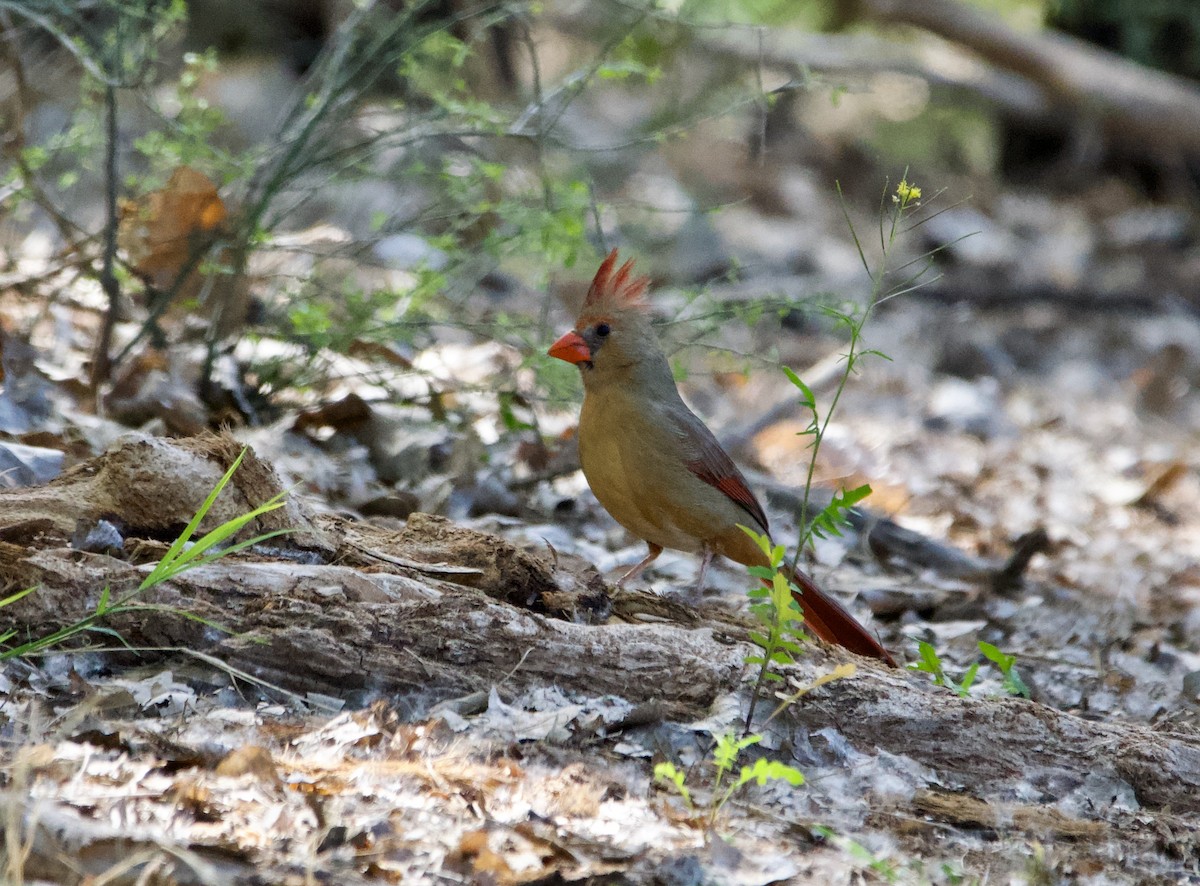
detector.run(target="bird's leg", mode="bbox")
[616,542,663,588]
[692,545,715,599]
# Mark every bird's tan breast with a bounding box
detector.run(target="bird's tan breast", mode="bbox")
[577,387,739,553]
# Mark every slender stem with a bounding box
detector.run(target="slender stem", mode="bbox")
[743,590,783,732]
[90,81,121,391]
[748,182,927,729]
[790,177,917,568]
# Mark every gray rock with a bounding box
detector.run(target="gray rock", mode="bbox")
[0,441,65,487]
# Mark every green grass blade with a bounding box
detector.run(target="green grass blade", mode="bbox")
[0,586,36,609]
[149,497,286,582]
[140,448,248,588]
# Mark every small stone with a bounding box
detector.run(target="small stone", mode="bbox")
[359,491,421,519]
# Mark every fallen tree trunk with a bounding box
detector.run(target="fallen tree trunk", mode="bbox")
[3,525,744,716]
[552,0,1200,160]
[4,437,1200,819]
[785,662,1200,815]
[839,0,1200,155]
[10,536,1200,813]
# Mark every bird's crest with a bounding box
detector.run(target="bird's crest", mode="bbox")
[583,249,650,311]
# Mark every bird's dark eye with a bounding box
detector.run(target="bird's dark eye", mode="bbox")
[595,323,611,337]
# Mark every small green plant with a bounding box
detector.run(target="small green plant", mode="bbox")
[131,48,240,182]
[655,732,804,828]
[909,640,1030,699]
[740,526,808,727]
[978,641,1031,698]
[653,760,693,809]
[814,826,903,882]
[0,448,288,661]
[137,448,289,588]
[0,587,37,648]
[909,640,980,698]
[789,176,927,561]
[740,178,934,729]
[2,0,194,385]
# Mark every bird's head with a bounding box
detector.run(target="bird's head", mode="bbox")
[548,249,660,378]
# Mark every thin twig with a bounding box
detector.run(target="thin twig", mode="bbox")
[343,539,485,576]
[89,81,121,391]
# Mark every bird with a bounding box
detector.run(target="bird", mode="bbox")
[548,249,896,666]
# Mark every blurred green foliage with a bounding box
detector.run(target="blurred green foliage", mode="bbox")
[870,105,1002,177]
[1049,0,1200,79]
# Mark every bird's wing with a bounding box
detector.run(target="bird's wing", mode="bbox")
[668,405,770,533]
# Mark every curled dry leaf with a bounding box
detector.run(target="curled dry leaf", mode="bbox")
[119,166,227,285]
[118,166,251,339]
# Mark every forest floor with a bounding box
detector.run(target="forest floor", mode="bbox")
[5,264,1200,883]
[4,19,1200,884]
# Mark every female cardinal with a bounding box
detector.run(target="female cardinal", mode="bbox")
[549,249,895,665]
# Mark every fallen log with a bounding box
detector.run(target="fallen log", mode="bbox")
[4,436,1200,819]
[839,0,1200,156]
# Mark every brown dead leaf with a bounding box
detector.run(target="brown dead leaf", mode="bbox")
[118,167,251,340]
[753,419,911,512]
[119,166,227,285]
[515,438,551,472]
[451,827,514,879]
[103,346,208,435]
[1134,462,1188,508]
[106,347,170,403]
[713,370,750,391]
[12,745,81,782]
[14,743,58,772]
[292,393,373,435]
[347,339,414,367]
[170,778,216,820]
[291,774,349,797]
[215,745,281,784]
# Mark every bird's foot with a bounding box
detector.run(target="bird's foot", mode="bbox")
[672,546,714,606]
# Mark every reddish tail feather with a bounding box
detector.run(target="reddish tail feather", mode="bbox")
[780,565,896,666]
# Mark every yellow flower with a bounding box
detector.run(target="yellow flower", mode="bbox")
[895,180,921,203]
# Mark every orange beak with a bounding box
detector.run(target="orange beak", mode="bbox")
[548,330,591,365]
